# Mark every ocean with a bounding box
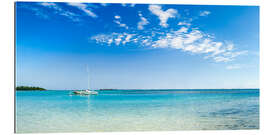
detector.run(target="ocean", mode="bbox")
[15,89,259,133]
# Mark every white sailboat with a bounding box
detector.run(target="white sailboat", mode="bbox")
[72,65,98,95]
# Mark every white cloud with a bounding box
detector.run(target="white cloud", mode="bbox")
[114,20,129,29]
[90,34,113,45]
[214,56,231,62]
[122,34,133,44]
[176,27,188,33]
[150,27,247,62]
[200,11,211,16]
[137,13,149,30]
[114,15,121,19]
[100,3,109,6]
[113,15,129,29]
[89,6,246,63]
[170,37,184,49]
[67,3,97,18]
[121,3,136,7]
[115,36,123,45]
[226,64,241,70]
[25,2,99,21]
[148,5,178,27]
[39,2,80,22]
[90,33,136,45]
[21,4,49,19]
[130,4,136,7]
[90,26,247,63]
[178,22,191,27]
[91,27,247,63]
[183,30,203,44]
[40,2,56,7]
[25,2,248,63]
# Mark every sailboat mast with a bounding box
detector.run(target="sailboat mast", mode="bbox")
[87,65,90,90]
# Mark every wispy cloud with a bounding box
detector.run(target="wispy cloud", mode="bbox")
[113,15,129,30]
[130,3,136,7]
[178,21,191,27]
[90,33,136,45]
[18,2,251,64]
[19,2,81,22]
[226,64,241,70]
[90,26,247,62]
[199,10,211,16]
[26,6,50,19]
[148,5,178,27]
[39,2,80,22]
[121,3,136,7]
[67,2,97,18]
[137,12,149,30]
[17,2,50,19]
[114,15,120,19]
[100,3,109,6]
[152,27,248,62]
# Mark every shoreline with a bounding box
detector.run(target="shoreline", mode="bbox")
[16,88,260,91]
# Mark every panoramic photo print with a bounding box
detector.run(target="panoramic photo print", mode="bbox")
[15,2,259,133]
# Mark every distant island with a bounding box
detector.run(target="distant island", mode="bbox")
[16,86,46,91]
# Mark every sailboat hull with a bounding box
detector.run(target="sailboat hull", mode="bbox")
[72,90,98,95]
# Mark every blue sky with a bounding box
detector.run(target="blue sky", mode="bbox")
[16,2,259,90]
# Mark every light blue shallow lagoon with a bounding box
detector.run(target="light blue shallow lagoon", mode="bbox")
[16,89,259,133]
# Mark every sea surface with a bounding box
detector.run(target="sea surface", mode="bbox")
[16,89,259,133]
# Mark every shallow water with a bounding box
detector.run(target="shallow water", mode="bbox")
[16,89,259,133]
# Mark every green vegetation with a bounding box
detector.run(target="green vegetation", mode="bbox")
[16,86,46,91]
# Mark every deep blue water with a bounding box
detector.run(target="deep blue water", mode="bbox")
[16,89,259,133]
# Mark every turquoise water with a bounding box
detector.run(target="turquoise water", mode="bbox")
[16,89,259,133]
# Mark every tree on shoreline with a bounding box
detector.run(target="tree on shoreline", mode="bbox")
[16,86,46,91]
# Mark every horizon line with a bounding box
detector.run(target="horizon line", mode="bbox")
[45,88,260,90]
